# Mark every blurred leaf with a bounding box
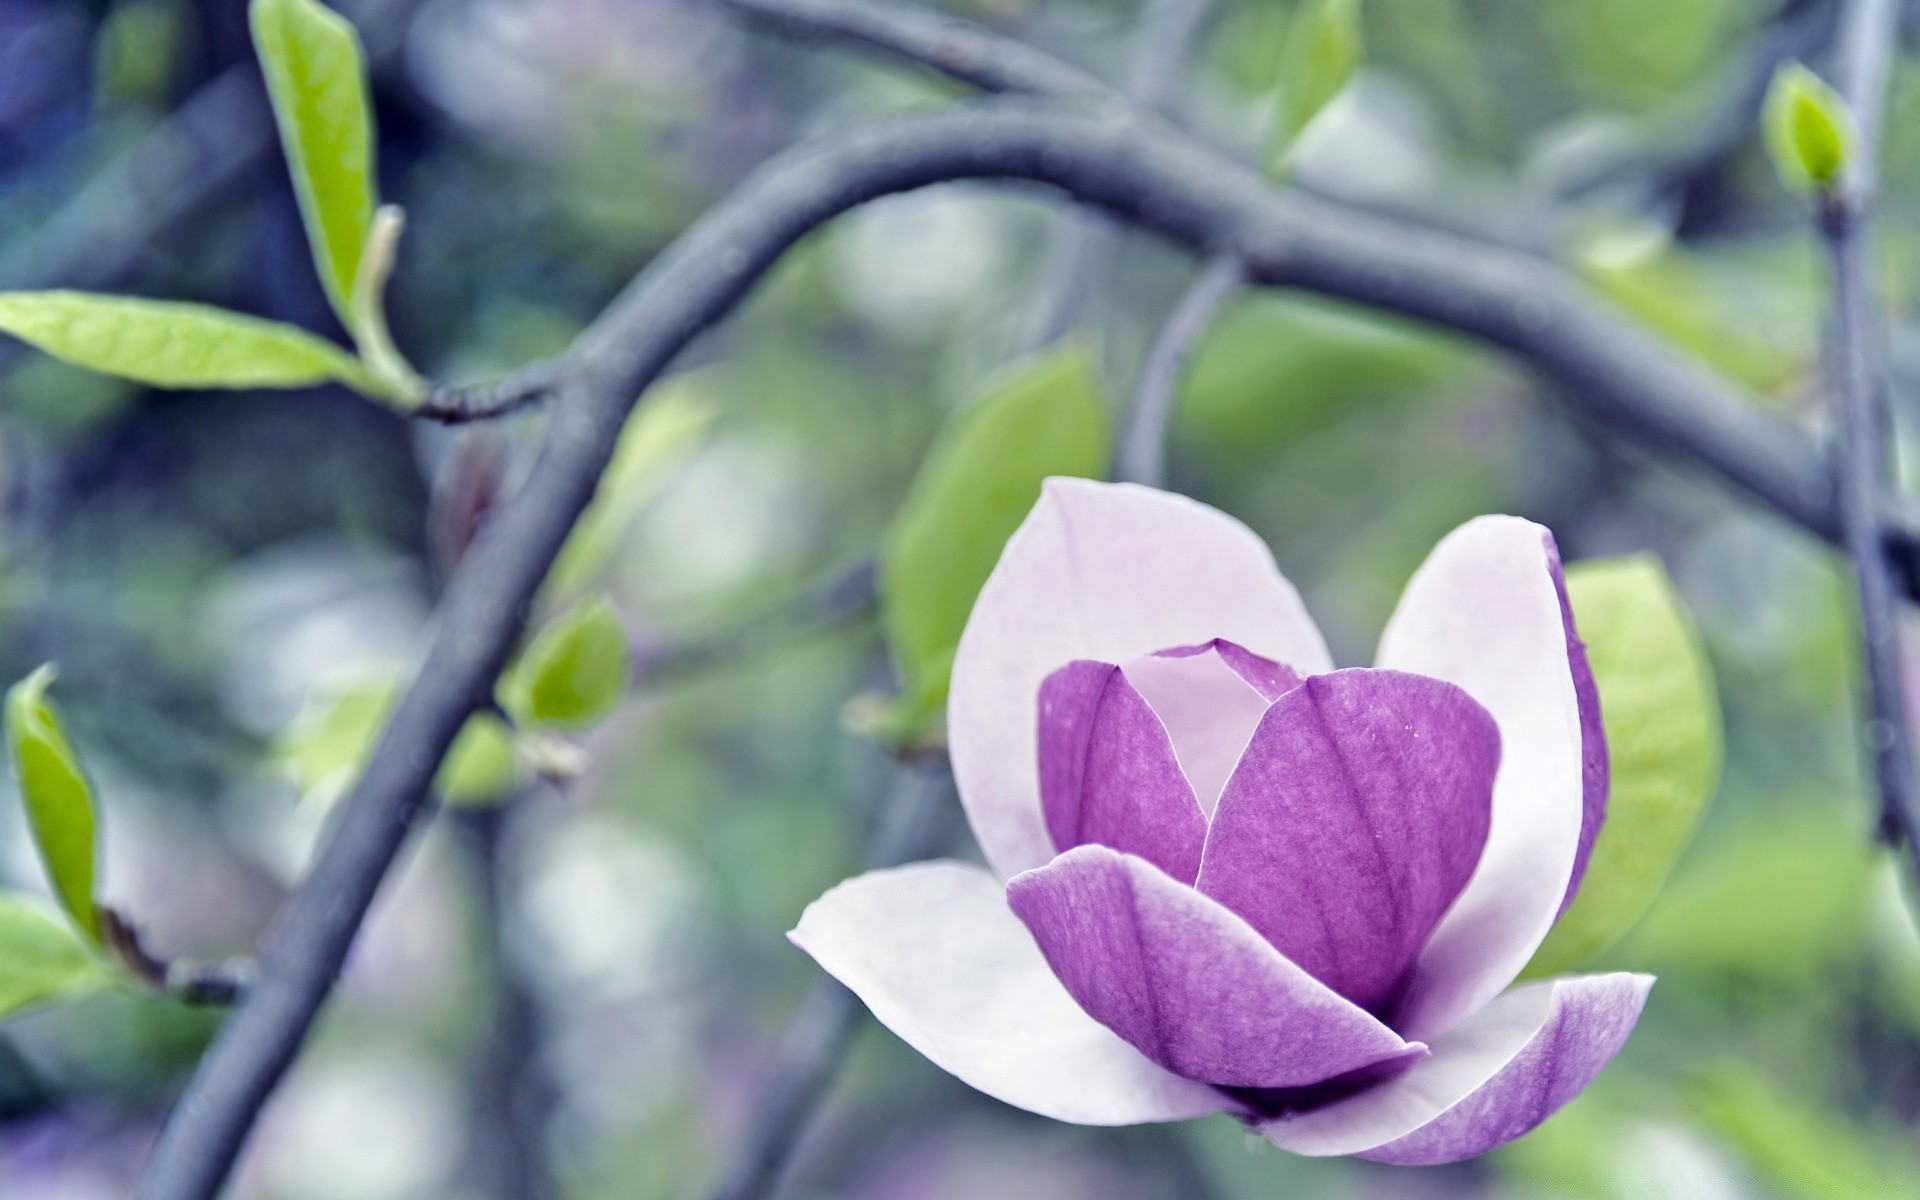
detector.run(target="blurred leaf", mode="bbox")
[95,0,185,106]
[5,667,100,943]
[504,596,629,730]
[1764,62,1854,191]
[1271,0,1363,163]
[1621,805,1873,986]
[0,897,111,1022]
[879,345,1109,731]
[276,678,520,807]
[0,292,376,394]
[547,381,719,600]
[1690,1060,1917,1198]
[438,711,518,806]
[251,0,377,324]
[1526,555,1721,977]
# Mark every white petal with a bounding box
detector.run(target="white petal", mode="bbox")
[950,479,1333,878]
[1375,516,1586,1042]
[789,859,1230,1125]
[1261,973,1652,1161]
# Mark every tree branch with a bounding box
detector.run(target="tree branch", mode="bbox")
[135,88,1920,1198]
[703,761,955,1200]
[712,0,1119,100]
[1119,253,1244,486]
[1821,0,1919,848]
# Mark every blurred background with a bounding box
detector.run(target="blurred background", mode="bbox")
[2,0,1919,1196]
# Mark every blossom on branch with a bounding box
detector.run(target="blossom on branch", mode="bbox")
[793,479,1650,1163]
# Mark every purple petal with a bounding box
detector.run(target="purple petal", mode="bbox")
[951,479,1334,879]
[1154,639,1304,701]
[1121,643,1290,814]
[1373,517,1591,1042]
[1547,535,1609,918]
[1261,973,1652,1163]
[1007,845,1426,1089]
[1038,661,1207,883]
[1194,669,1498,1014]
[791,860,1230,1125]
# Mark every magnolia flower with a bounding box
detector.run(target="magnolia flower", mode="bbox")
[795,479,1651,1163]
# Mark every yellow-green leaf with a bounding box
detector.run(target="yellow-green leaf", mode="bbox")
[1271,0,1363,164]
[5,667,101,943]
[276,677,521,807]
[1763,61,1854,190]
[251,0,377,325]
[0,896,111,1021]
[0,292,376,393]
[879,345,1110,731]
[503,596,629,730]
[1525,556,1721,977]
[546,380,718,600]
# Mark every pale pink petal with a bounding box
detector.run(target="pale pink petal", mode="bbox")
[951,479,1333,878]
[790,860,1230,1125]
[1121,644,1284,815]
[1374,517,1589,1042]
[1260,973,1651,1163]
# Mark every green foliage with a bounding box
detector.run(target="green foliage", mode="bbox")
[250,0,377,325]
[0,292,378,394]
[878,346,1110,735]
[276,678,519,808]
[5,667,101,943]
[0,897,111,1022]
[504,596,629,730]
[1527,556,1721,976]
[1271,0,1363,164]
[1764,62,1855,191]
[1690,1060,1918,1197]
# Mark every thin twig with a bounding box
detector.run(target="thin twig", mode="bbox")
[712,0,1119,100]
[134,92,1920,1200]
[419,361,567,424]
[633,559,877,685]
[1026,0,1221,349]
[1821,0,1920,851]
[703,761,956,1200]
[451,802,553,1200]
[1119,254,1244,486]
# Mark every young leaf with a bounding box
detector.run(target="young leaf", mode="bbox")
[251,0,377,326]
[0,292,378,394]
[879,345,1111,729]
[1525,555,1721,977]
[276,677,521,808]
[545,379,718,600]
[5,667,101,942]
[1271,0,1363,164]
[0,896,111,1021]
[503,596,629,730]
[1763,61,1854,191]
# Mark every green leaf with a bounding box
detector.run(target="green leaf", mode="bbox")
[503,596,629,730]
[5,667,101,943]
[251,0,378,326]
[1764,61,1855,190]
[438,711,519,806]
[1525,556,1720,977]
[0,292,376,393]
[1271,0,1363,164]
[276,677,521,807]
[546,380,719,600]
[0,896,111,1021]
[879,345,1110,730]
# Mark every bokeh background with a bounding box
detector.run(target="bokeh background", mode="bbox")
[3,0,1920,1196]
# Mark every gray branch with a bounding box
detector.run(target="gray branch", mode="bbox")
[1822,0,1920,847]
[132,55,1920,1200]
[1120,254,1245,486]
